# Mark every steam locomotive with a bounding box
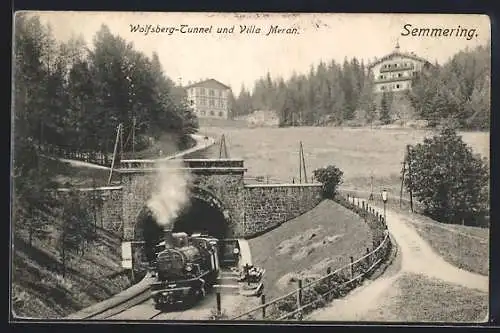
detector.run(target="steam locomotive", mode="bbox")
[150,230,221,308]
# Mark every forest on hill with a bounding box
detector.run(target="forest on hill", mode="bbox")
[232,44,490,130]
[12,14,200,318]
[12,14,199,287]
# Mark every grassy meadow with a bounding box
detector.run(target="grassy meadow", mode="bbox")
[200,123,489,196]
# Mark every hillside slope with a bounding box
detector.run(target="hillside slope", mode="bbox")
[248,200,372,301]
[12,224,131,319]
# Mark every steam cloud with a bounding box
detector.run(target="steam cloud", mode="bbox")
[146,159,193,230]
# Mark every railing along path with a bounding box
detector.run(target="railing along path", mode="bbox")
[229,195,392,321]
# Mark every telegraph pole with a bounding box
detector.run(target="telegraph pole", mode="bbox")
[119,123,124,161]
[298,142,302,183]
[219,134,228,158]
[108,124,122,184]
[399,160,406,208]
[132,117,136,154]
[300,141,308,183]
[406,145,414,213]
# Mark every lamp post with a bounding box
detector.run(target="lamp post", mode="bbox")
[381,189,388,224]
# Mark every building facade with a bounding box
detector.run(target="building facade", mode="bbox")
[185,79,233,119]
[369,43,432,93]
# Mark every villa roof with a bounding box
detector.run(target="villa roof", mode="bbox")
[368,51,432,69]
[184,79,231,90]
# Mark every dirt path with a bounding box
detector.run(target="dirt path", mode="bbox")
[307,201,488,321]
[58,134,214,171]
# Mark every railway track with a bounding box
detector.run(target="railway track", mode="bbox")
[88,285,260,321]
[105,291,220,321]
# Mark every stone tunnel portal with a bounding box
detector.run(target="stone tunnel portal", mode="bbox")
[134,187,230,263]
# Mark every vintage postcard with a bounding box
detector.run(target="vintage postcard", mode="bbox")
[11,12,490,323]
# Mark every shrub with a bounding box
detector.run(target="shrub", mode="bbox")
[404,126,489,225]
[313,165,344,199]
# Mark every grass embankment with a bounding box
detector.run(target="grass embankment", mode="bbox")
[364,272,488,322]
[12,225,131,319]
[406,213,489,276]
[248,200,372,301]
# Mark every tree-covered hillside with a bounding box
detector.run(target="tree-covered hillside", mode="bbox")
[233,44,490,130]
[12,14,199,318]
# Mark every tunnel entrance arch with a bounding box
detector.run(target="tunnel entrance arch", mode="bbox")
[133,186,232,263]
[173,186,232,239]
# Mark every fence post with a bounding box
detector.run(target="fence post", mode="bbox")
[297,279,303,320]
[366,248,371,269]
[216,292,222,316]
[261,294,266,319]
[350,256,354,279]
[362,201,365,210]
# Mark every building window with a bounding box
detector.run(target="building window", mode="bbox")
[190,100,194,105]
[210,110,215,116]
[219,111,223,117]
[394,63,398,68]
[201,110,206,116]
[398,73,402,77]
[379,75,384,79]
[380,85,386,90]
[396,84,400,89]
[209,89,215,96]
[209,99,215,107]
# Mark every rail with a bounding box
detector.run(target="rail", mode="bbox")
[230,195,392,321]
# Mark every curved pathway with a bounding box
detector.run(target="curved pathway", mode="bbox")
[308,201,488,321]
[59,134,215,170]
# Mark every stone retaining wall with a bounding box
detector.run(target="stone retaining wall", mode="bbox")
[242,183,323,238]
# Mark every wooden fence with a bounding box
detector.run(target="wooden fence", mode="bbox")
[227,194,393,321]
[38,144,116,167]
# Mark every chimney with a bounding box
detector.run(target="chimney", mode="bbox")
[164,228,174,248]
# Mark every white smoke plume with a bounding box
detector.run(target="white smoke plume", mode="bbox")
[146,159,193,230]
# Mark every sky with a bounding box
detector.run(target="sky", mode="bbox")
[27,12,491,95]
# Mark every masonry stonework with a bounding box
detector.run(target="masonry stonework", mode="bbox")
[190,172,245,237]
[242,184,323,237]
[57,160,325,243]
[117,161,247,241]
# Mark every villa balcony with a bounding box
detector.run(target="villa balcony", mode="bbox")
[374,76,414,84]
[379,63,415,73]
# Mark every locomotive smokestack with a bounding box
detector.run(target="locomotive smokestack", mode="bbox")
[164,228,174,248]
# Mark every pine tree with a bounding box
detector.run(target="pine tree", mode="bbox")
[379,92,391,124]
